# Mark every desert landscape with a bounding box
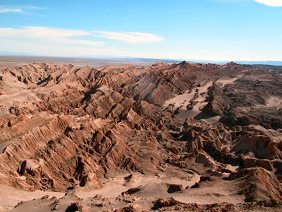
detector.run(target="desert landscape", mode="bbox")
[0,60,281,211]
[1,0,282,211]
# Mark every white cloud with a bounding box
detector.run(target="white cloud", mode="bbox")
[0,5,44,14]
[94,31,164,44]
[254,0,282,7]
[0,26,281,61]
[0,26,165,58]
[0,27,89,39]
[0,26,103,46]
[0,26,168,59]
[0,7,23,14]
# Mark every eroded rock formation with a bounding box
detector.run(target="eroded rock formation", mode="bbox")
[0,62,282,211]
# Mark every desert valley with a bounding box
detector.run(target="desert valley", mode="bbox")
[1,0,282,211]
[0,60,281,211]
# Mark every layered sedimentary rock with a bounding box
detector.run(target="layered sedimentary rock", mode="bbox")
[0,62,282,211]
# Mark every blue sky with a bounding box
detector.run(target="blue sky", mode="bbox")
[0,0,282,61]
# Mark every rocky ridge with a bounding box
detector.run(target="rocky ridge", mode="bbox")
[0,62,281,211]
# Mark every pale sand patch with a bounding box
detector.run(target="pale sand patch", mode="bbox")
[163,91,196,110]
[192,81,213,112]
[163,77,238,114]
[163,77,240,122]
[216,77,239,87]
[1,170,245,211]
[75,171,200,199]
[163,81,213,112]
[266,96,282,108]
[0,185,64,211]
[193,77,239,112]
[174,179,244,205]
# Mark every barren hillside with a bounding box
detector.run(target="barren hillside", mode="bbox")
[0,62,281,211]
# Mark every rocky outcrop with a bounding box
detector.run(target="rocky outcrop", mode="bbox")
[232,125,282,160]
[228,168,282,205]
[201,83,226,116]
[0,61,282,210]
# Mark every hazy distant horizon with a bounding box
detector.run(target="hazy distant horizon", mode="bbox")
[1,54,282,67]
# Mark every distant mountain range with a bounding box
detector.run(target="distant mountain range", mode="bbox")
[0,54,282,67]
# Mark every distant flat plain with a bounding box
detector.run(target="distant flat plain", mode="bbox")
[0,56,179,69]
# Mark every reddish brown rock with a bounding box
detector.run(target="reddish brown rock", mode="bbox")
[0,62,282,211]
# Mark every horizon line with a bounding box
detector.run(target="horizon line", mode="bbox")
[1,54,282,65]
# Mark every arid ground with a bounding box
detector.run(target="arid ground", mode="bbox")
[0,60,282,211]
